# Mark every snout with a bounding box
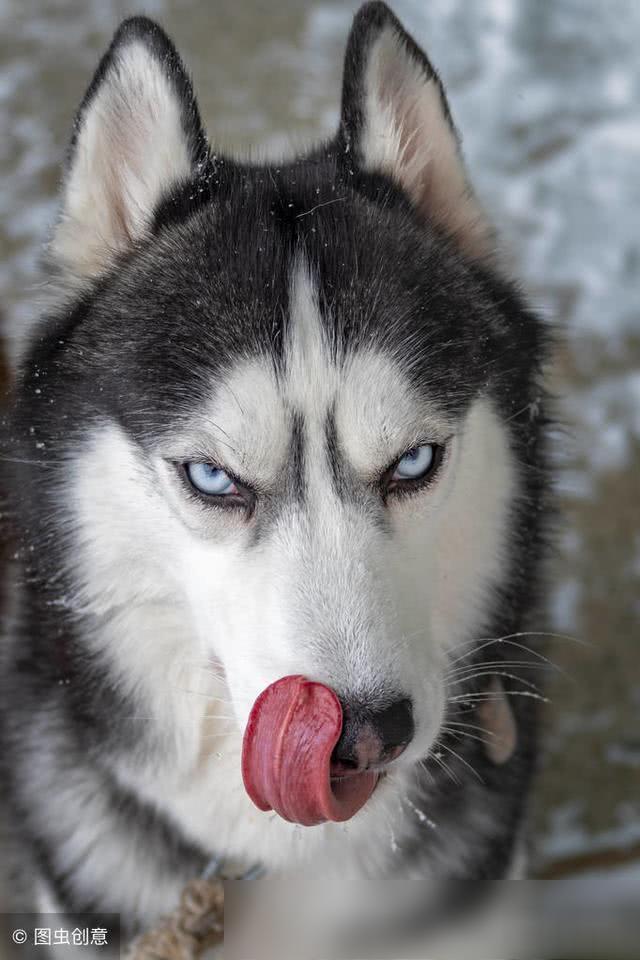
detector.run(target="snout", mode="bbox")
[330,697,414,777]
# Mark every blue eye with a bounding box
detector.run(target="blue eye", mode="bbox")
[392,444,436,481]
[185,462,238,497]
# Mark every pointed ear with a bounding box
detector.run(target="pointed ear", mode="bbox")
[51,17,208,281]
[340,2,492,260]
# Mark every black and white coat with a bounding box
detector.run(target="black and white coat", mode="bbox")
[1,3,550,949]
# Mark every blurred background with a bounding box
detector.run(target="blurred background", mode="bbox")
[1,0,638,892]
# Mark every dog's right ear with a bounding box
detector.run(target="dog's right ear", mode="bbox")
[50,17,208,282]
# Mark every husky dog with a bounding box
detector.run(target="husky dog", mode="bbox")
[1,1,550,948]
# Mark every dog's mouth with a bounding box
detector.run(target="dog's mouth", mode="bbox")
[241,675,380,826]
[329,768,382,806]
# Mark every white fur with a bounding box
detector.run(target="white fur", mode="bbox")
[21,714,185,925]
[360,26,491,258]
[60,261,517,907]
[52,42,193,280]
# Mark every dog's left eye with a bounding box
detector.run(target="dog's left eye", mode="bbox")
[184,462,238,497]
[385,443,444,496]
[393,445,435,480]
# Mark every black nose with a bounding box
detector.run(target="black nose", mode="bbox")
[330,697,414,776]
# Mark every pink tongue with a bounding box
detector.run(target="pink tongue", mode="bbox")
[242,675,379,826]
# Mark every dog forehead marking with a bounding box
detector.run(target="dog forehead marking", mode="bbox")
[191,259,456,502]
[285,260,336,413]
[285,261,451,476]
[206,260,449,486]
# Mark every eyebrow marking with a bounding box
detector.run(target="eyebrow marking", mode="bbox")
[325,405,348,500]
[288,409,306,503]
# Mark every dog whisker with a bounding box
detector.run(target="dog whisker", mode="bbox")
[436,741,484,784]
[444,719,495,737]
[446,670,543,693]
[440,725,493,748]
[446,629,588,665]
[449,690,549,704]
[168,684,231,702]
[447,635,567,678]
[444,658,556,680]
[424,745,461,787]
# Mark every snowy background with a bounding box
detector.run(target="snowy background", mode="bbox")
[1,0,639,902]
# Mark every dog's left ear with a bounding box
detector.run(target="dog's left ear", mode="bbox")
[339,2,492,260]
[50,17,208,281]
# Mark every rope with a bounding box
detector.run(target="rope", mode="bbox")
[126,878,224,960]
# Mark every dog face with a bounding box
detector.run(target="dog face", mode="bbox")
[10,6,546,829]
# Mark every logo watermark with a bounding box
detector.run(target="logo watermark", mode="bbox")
[3,914,120,955]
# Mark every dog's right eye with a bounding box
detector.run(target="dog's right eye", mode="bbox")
[392,445,435,481]
[185,462,237,496]
[381,442,446,500]
[177,462,254,513]
[182,461,246,499]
